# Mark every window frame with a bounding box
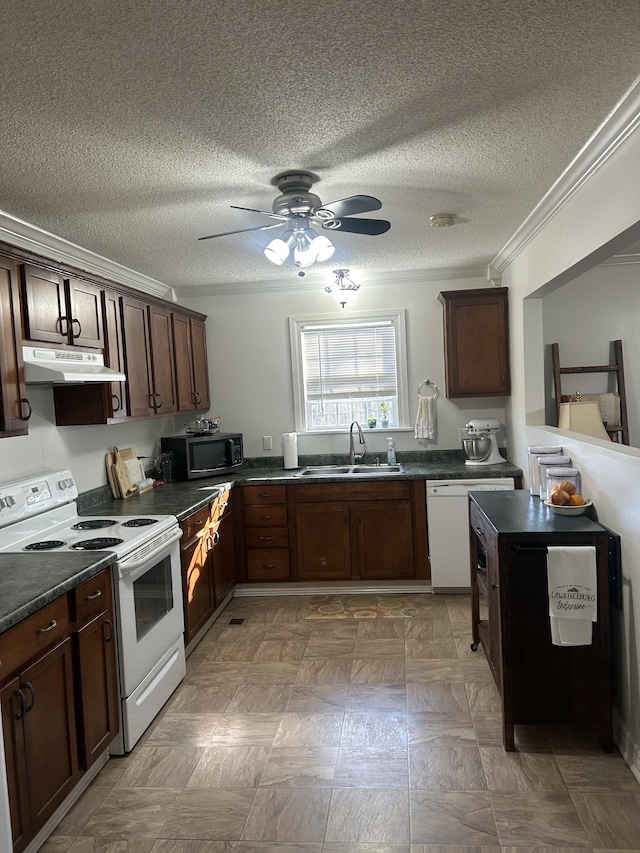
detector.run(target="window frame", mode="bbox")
[289,308,410,433]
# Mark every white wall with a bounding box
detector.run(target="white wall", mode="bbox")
[0,387,186,493]
[501,113,640,777]
[178,274,509,461]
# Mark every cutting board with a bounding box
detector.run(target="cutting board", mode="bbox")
[105,450,120,498]
[112,446,137,499]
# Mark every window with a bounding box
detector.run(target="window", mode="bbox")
[289,309,409,432]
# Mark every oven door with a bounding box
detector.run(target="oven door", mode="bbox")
[113,527,184,697]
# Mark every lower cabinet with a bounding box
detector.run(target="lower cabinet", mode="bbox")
[0,567,119,853]
[241,481,428,583]
[180,489,236,650]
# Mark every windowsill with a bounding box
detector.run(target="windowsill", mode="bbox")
[298,427,416,436]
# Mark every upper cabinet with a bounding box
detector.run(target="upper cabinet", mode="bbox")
[438,287,511,397]
[20,264,104,349]
[121,296,177,418]
[173,313,210,413]
[0,256,30,436]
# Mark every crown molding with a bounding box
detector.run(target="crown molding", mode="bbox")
[173,264,488,297]
[599,252,640,267]
[489,73,640,278]
[0,209,173,299]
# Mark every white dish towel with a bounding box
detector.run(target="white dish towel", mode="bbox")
[547,545,597,646]
[414,395,436,440]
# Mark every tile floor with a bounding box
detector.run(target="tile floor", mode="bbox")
[43,593,640,852]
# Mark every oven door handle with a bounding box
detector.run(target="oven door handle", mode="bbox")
[116,527,183,578]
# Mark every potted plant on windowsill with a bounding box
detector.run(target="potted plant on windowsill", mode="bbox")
[380,402,389,428]
[367,416,377,429]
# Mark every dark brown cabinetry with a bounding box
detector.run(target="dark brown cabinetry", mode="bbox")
[173,313,210,412]
[20,264,104,348]
[0,569,119,853]
[121,296,177,418]
[72,571,119,770]
[469,490,613,751]
[0,256,30,436]
[180,490,236,651]
[243,486,291,582]
[293,482,418,581]
[439,287,510,397]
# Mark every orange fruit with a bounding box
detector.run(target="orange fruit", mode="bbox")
[568,494,586,506]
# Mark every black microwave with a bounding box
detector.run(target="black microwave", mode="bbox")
[161,433,244,480]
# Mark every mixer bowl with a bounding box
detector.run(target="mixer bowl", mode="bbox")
[462,436,492,462]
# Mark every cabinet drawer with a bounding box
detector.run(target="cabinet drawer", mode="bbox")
[210,489,231,524]
[247,549,290,581]
[245,527,289,548]
[73,569,111,625]
[245,505,288,527]
[0,596,70,682]
[243,485,286,505]
[181,505,211,543]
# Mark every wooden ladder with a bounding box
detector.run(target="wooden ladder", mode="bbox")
[552,339,629,444]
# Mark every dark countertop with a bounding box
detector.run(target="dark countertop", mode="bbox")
[469,489,605,535]
[0,458,523,635]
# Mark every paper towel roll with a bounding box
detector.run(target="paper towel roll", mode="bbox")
[283,432,298,469]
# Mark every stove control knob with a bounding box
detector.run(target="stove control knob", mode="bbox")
[0,498,6,510]
[5,496,15,507]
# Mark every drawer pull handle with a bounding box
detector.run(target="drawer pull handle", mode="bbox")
[475,526,485,537]
[105,618,114,642]
[37,619,57,634]
[219,502,228,509]
[263,563,276,569]
[194,519,204,527]
[24,682,35,712]
[86,590,102,600]
[260,515,273,520]
[260,535,274,540]
[491,582,498,590]
[258,493,272,498]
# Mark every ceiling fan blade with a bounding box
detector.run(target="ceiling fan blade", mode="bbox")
[198,222,283,241]
[314,195,382,219]
[322,217,391,236]
[230,205,289,220]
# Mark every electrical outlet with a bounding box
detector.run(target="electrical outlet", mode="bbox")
[263,435,273,450]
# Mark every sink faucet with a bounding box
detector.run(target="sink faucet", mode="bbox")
[349,421,367,465]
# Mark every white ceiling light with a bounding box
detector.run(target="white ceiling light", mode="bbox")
[264,221,335,269]
[325,268,360,308]
[429,213,457,227]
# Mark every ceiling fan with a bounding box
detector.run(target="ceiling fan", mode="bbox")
[198,170,391,269]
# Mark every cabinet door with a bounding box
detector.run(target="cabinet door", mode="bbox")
[121,295,155,418]
[75,612,119,769]
[66,278,104,349]
[21,638,79,833]
[173,313,196,413]
[19,264,67,345]
[0,257,29,436]
[355,501,414,579]
[211,511,235,605]
[295,503,351,579]
[190,318,210,410]
[439,288,510,397]
[149,304,177,415]
[1,676,29,852]
[102,289,128,420]
[181,533,215,646]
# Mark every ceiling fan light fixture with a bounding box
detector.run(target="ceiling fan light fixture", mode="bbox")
[429,213,457,227]
[264,235,292,265]
[325,268,360,309]
[309,234,335,262]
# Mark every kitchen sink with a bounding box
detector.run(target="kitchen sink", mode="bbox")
[296,464,405,477]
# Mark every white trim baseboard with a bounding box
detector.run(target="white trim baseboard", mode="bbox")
[233,581,433,597]
[613,707,640,784]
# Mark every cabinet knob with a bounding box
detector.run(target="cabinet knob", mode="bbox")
[491,582,498,590]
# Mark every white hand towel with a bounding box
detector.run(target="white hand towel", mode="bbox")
[547,545,597,646]
[414,395,436,440]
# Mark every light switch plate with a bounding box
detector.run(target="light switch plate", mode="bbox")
[263,435,272,450]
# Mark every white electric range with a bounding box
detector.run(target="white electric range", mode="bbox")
[0,469,186,755]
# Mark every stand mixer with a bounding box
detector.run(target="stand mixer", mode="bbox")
[462,418,506,466]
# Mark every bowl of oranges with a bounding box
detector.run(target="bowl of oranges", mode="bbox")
[544,479,591,515]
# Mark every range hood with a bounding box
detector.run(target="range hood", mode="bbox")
[22,347,127,384]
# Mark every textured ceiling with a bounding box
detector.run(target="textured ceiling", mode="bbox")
[0,0,639,292]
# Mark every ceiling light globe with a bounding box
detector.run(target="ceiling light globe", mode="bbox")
[309,235,335,262]
[264,238,290,265]
[293,245,317,268]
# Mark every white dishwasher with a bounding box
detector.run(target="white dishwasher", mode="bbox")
[426,478,514,591]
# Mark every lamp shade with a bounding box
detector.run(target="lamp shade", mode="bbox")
[264,238,291,265]
[558,401,611,440]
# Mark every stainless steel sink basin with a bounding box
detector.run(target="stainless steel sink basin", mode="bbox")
[296,464,404,477]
